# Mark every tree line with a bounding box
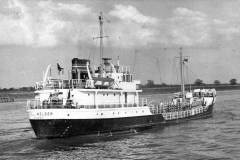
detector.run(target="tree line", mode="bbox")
[194,78,237,86]
[0,86,35,92]
[144,78,238,88]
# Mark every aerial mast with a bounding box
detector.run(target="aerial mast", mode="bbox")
[179,47,185,102]
[99,12,104,65]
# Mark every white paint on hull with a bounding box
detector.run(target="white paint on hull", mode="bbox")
[27,106,153,120]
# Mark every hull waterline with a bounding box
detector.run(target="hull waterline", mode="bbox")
[30,105,214,139]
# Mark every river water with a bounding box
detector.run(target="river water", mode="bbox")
[0,90,239,160]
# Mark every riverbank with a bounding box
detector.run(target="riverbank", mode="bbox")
[141,84,240,95]
[0,91,34,102]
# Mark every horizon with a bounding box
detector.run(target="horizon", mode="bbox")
[1,79,239,89]
[1,0,240,88]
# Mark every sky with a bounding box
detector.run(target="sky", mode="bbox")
[1,0,240,88]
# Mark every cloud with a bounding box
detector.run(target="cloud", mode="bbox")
[173,7,207,19]
[0,0,94,47]
[150,7,240,47]
[1,1,240,49]
[32,1,93,47]
[107,4,159,48]
[165,7,240,47]
[167,7,210,46]
[213,19,240,41]
[108,6,238,48]
[0,0,34,46]
[109,4,158,25]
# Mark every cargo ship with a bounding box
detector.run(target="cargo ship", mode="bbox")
[26,13,216,139]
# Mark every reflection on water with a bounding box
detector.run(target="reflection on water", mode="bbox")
[0,90,240,160]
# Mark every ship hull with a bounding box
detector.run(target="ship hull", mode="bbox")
[29,105,214,139]
[30,114,164,139]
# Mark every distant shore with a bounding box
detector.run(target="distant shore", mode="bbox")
[141,84,240,95]
[0,91,34,102]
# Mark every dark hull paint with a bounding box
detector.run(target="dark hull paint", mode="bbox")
[30,105,214,139]
[30,114,164,139]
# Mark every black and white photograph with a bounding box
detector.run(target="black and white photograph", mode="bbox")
[0,0,239,159]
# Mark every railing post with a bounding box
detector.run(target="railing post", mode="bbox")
[26,100,29,110]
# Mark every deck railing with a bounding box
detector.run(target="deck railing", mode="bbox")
[35,79,86,90]
[26,98,149,110]
[26,98,203,115]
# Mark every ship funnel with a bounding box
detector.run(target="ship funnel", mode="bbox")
[102,58,112,73]
[71,58,90,80]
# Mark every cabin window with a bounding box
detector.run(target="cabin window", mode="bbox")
[114,93,116,96]
[107,93,109,96]
[124,92,127,104]
[126,75,129,82]
[123,75,126,82]
[88,93,90,96]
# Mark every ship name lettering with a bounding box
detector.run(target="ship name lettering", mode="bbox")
[37,112,53,116]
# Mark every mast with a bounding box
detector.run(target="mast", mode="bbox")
[99,12,104,64]
[179,47,185,101]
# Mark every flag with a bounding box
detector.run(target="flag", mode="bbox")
[57,63,64,75]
